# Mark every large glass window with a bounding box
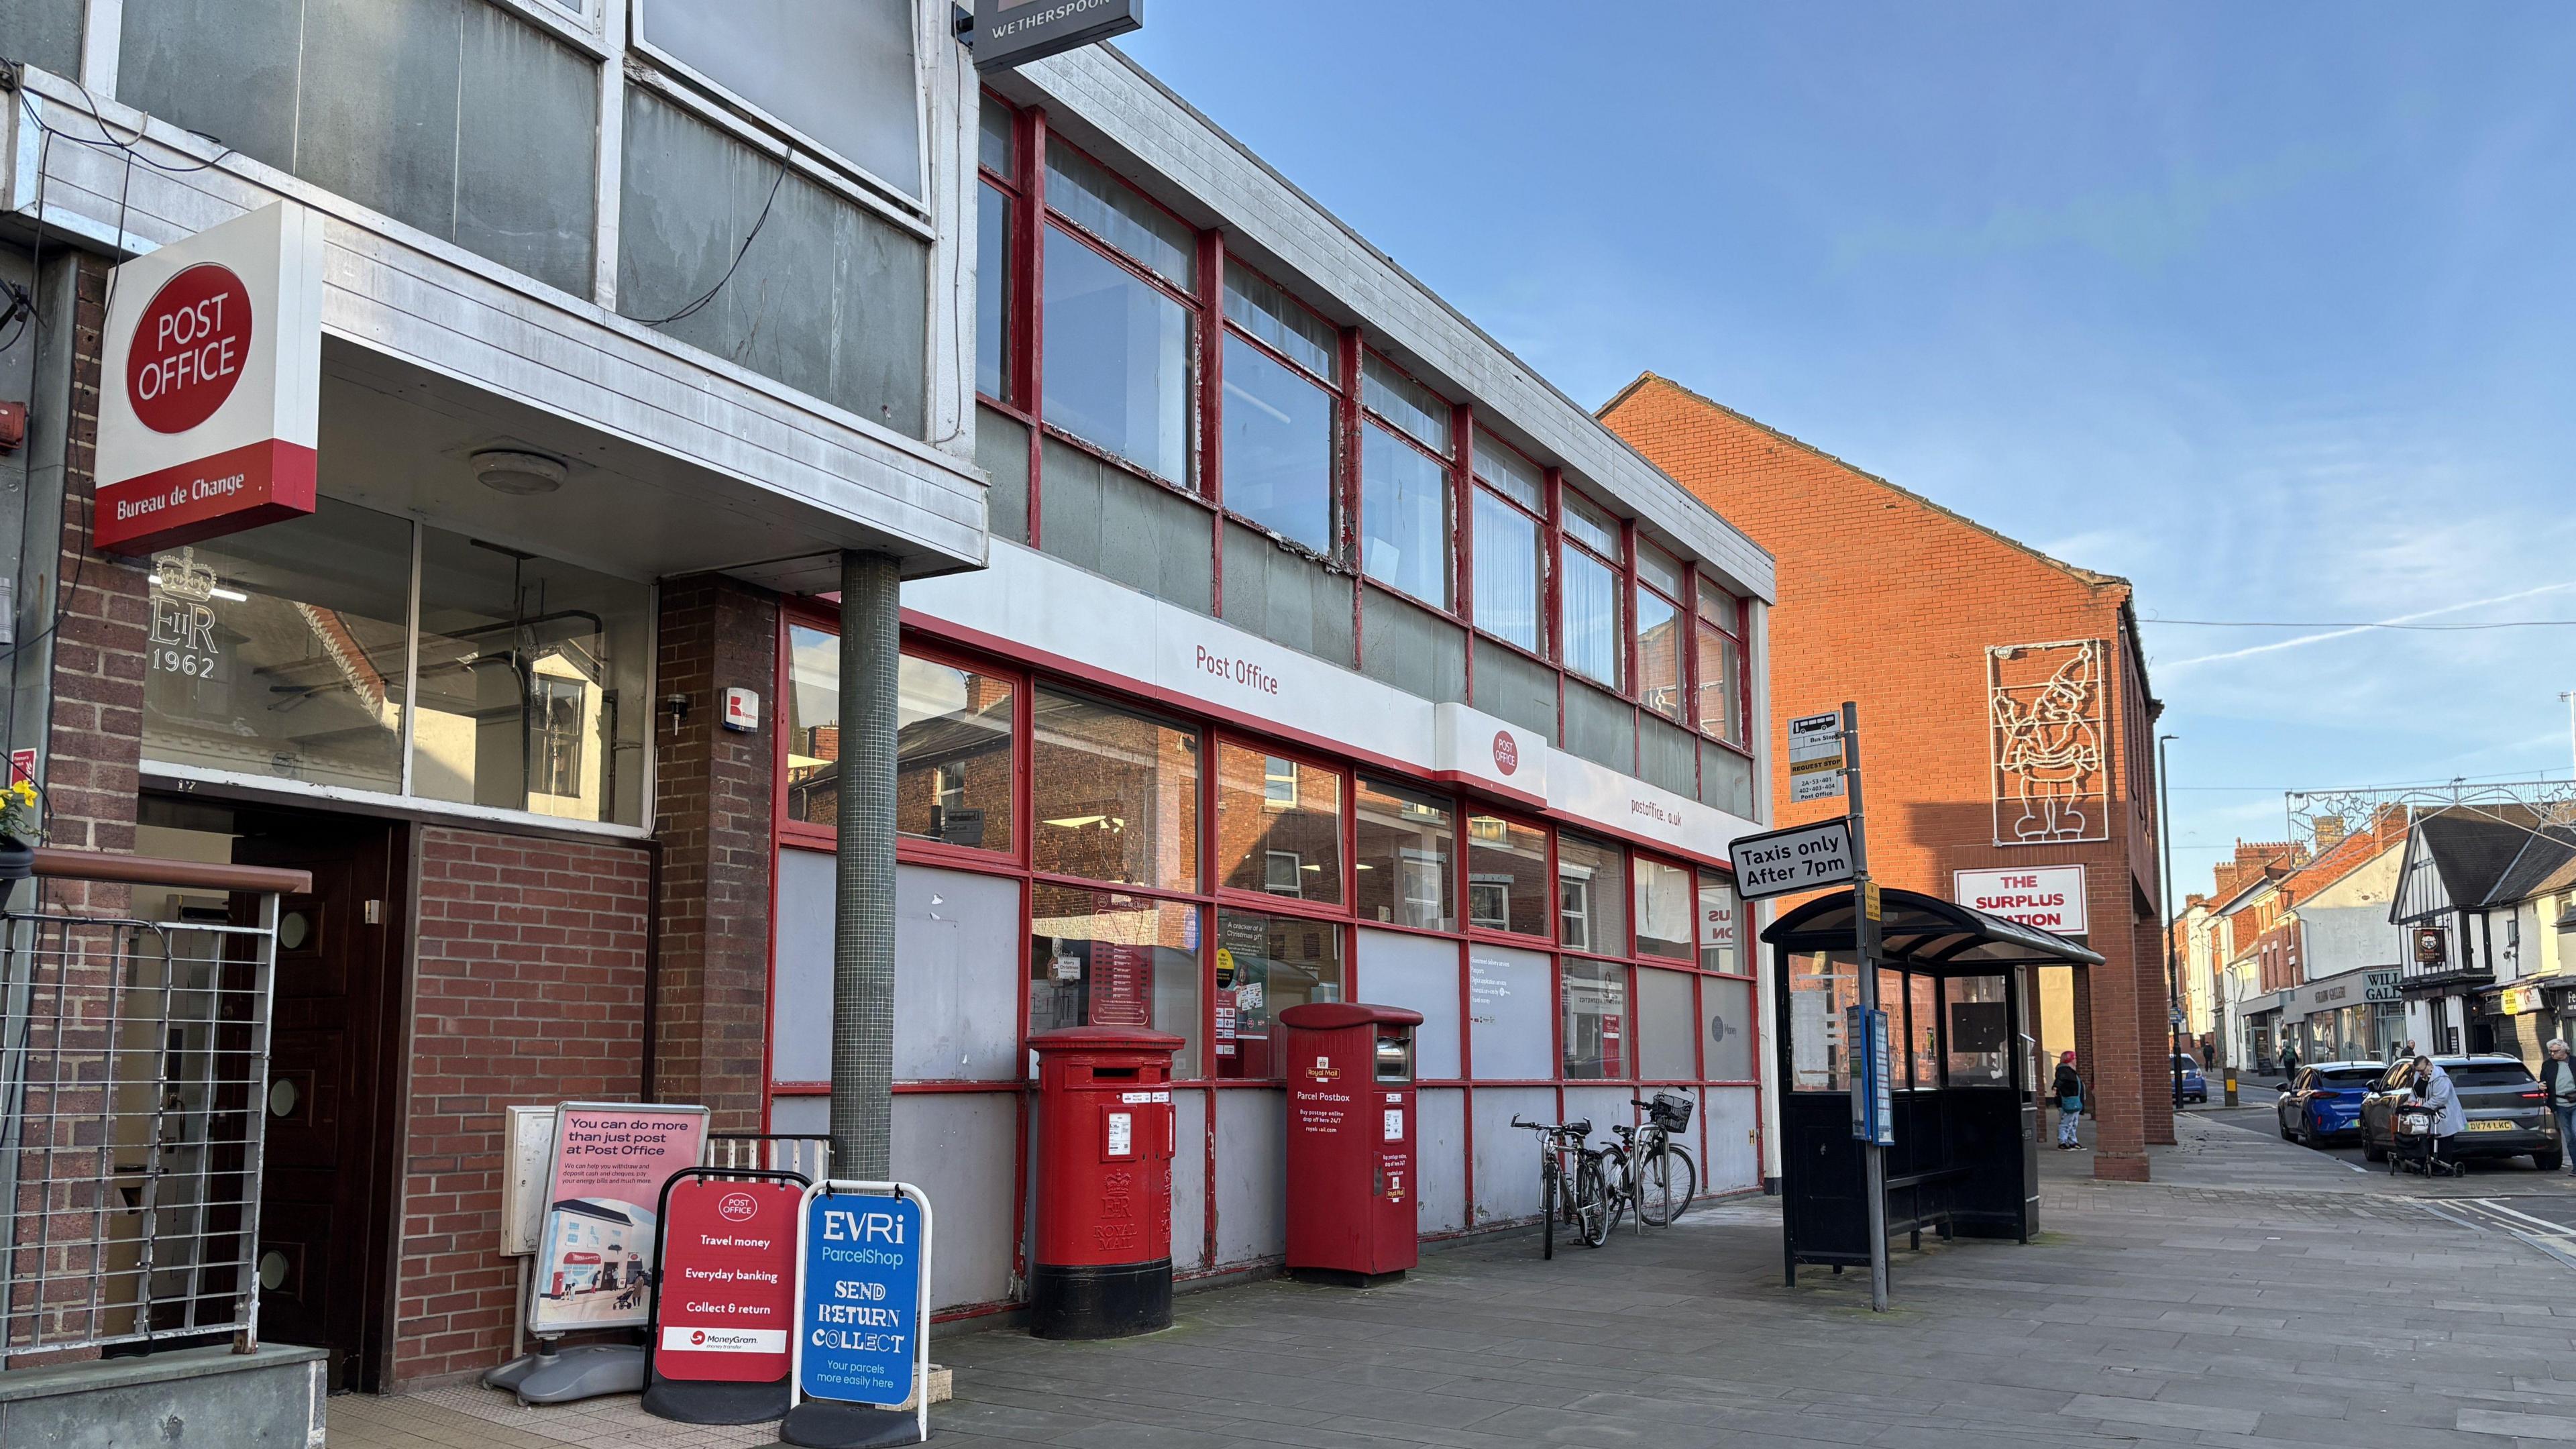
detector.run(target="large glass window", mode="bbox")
[143,500,413,798]
[1562,959,1629,1079]
[1223,267,1336,378]
[1471,488,1544,654]
[1042,227,1191,485]
[1562,542,1621,688]
[1697,871,1740,975]
[1355,777,1454,930]
[1633,857,1695,959]
[1556,835,1626,955]
[1361,422,1448,606]
[1215,744,1341,902]
[1787,951,1858,1091]
[1045,138,1194,287]
[1944,976,2012,1086]
[1636,588,1683,722]
[976,180,1011,402]
[1907,973,1941,1089]
[1029,887,1201,1074]
[635,0,922,199]
[1466,814,1548,937]
[1695,581,1746,747]
[1031,689,1200,891]
[409,527,652,824]
[1214,908,1344,1079]
[892,656,1016,853]
[1361,355,1450,454]
[1221,335,1334,553]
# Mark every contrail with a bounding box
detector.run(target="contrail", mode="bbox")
[2159,580,2576,669]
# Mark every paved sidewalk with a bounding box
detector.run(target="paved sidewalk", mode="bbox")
[336,1114,2576,1446]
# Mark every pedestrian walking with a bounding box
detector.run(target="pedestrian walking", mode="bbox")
[2544,1040,2576,1175]
[2408,1055,2468,1177]
[2051,1051,2084,1149]
[2279,1043,2300,1076]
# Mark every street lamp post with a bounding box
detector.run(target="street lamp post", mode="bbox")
[2159,734,2182,1114]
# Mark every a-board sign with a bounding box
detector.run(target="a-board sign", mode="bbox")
[529,1103,709,1336]
[1728,817,1857,901]
[790,1181,933,1439]
[656,1176,803,1381]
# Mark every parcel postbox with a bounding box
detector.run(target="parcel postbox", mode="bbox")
[1028,1024,1183,1339]
[1281,1002,1423,1285]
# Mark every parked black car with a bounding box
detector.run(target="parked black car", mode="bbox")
[2357,1054,2560,1170]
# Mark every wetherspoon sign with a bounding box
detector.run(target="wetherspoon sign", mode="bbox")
[95,202,325,555]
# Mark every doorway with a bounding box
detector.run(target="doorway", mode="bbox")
[139,797,408,1391]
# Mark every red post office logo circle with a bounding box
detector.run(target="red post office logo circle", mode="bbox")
[1492,731,1519,777]
[127,262,254,435]
[716,1191,759,1223]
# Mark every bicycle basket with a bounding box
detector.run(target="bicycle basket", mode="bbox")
[1648,1091,1694,1132]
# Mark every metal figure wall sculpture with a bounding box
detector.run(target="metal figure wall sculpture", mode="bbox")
[1988,641,2108,845]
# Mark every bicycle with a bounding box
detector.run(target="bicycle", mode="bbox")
[1510,1115,1614,1257]
[1602,1092,1699,1228]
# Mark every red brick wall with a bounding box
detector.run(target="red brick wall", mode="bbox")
[651,576,777,1130]
[1603,375,2171,1175]
[393,826,651,1387]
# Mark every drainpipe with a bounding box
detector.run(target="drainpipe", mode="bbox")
[831,551,900,1179]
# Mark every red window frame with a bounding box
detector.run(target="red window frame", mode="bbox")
[1632,540,1688,727]
[1467,433,1550,665]
[1690,571,1752,754]
[1354,349,1460,617]
[1214,256,1347,561]
[1557,484,1626,693]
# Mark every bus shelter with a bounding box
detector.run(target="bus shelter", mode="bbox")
[1764,888,2104,1283]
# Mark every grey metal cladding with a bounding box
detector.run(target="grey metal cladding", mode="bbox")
[1002,47,1776,604]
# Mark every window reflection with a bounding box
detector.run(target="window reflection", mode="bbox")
[1215,743,1340,901]
[143,500,413,796]
[1556,835,1625,954]
[1030,688,1199,891]
[1042,227,1189,485]
[1029,886,1201,1075]
[1633,857,1695,959]
[1562,959,1628,1079]
[1466,814,1548,937]
[1360,422,1448,606]
[782,644,1017,851]
[1220,335,1334,553]
[1214,908,1342,1079]
[1355,777,1454,930]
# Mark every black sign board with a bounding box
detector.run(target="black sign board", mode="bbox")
[972,0,1144,72]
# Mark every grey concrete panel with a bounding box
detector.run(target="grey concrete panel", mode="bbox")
[1221,523,1357,667]
[976,405,1031,544]
[1415,1087,1468,1233]
[1466,946,1552,1081]
[1634,966,1697,1082]
[1,0,81,76]
[1639,712,1697,800]
[0,1346,324,1449]
[454,9,599,320]
[117,0,302,179]
[1172,1087,1210,1272]
[892,1091,1019,1311]
[1562,680,1635,775]
[1039,436,1215,614]
[1705,1085,1760,1191]
[1468,1085,1552,1225]
[1355,928,1462,1081]
[1699,739,1756,818]
[1470,639,1559,744]
[1359,586,1466,703]
[894,866,1025,1082]
[773,848,836,1085]
[1213,1087,1286,1267]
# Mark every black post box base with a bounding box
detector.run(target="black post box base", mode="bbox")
[1287,1266,1407,1289]
[1029,1258,1173,1339]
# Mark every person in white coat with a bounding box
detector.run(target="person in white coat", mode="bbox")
[2414,1057,2467,1175]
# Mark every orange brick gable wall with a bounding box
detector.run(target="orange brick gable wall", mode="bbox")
[1603,376,2172,1179]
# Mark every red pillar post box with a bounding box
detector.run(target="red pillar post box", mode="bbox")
[1028,1024,1184,1339]
[1281,1003,1423,1285]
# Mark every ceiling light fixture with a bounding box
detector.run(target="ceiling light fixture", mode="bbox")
[472,449,568,496]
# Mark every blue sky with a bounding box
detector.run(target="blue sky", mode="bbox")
[1118,5,2576,892]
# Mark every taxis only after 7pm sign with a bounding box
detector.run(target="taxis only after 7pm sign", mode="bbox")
[1727,816,1858,901]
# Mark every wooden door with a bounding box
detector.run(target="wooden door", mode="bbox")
[233,815,402,1391]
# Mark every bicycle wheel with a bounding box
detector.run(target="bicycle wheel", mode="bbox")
[1542,1160,1556,1260]
[1574,1157,1613,1247]
[1638,1142,1698,1226]
[1599,1144,1631,1228]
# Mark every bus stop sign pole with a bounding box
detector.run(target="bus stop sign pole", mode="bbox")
[1843,701,1890,1313]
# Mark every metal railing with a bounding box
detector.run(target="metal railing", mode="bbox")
[706,1132,830,1181]
[0,852,305,1358]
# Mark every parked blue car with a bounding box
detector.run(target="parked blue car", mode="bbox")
[2171,1053,2208,1105]
[2276,1061,2381,1144]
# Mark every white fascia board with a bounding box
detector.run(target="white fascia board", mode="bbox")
[1002,49,1775,605]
